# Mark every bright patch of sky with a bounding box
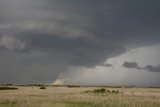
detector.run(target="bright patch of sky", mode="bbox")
[65,44,160,86]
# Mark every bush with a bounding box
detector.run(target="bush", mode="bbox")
[84,88,120,94]
[106,89,111,93]
[39,86,46,89]
[0,87,18,90]
[111,90,119,94]
[93,88,106,93]
[67,85,80,88]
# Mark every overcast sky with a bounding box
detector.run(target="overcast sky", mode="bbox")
[0,0,160,86]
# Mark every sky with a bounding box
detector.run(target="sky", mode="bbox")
[0,0,160,86]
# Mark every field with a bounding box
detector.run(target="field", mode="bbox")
[0,86,160,107]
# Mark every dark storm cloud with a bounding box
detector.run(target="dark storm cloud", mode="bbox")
[122,61,160,72]
[103,63,113,68]
[145,65,160,72]
[0,0,160,83]
[122,61,141,69]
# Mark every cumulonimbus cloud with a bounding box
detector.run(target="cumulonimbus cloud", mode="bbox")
[0,0,160,83]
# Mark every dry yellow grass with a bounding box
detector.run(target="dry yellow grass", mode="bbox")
[0,86,160,107]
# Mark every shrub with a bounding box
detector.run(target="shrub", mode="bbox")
[0,87,18,90]
[111,90,119,94]
[93,88,106,93]
[67,85,80,88]
[39,86,46,89]
[84,89,120,94]
[106,89,111,93]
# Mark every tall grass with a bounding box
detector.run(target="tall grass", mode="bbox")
[0,86,160,107]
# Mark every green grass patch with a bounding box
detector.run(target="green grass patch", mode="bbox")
[0,101,17,107]
[52,101,101,107]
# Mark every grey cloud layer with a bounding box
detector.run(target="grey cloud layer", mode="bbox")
[0,0,160,83]
[123,61,160,72]
[122,61,141,69]
[0,36,25,50]
[145,65,160,72]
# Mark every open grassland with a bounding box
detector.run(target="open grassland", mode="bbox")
[0,86,160,107]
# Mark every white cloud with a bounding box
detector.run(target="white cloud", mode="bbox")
[107,44,160,66]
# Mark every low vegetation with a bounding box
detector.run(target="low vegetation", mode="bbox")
[0,87,18,90]
[93,88,106,93]
[84,88,120,94]
[39,86,46,89]
[66,85,80,88]
[0,86,160,107]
